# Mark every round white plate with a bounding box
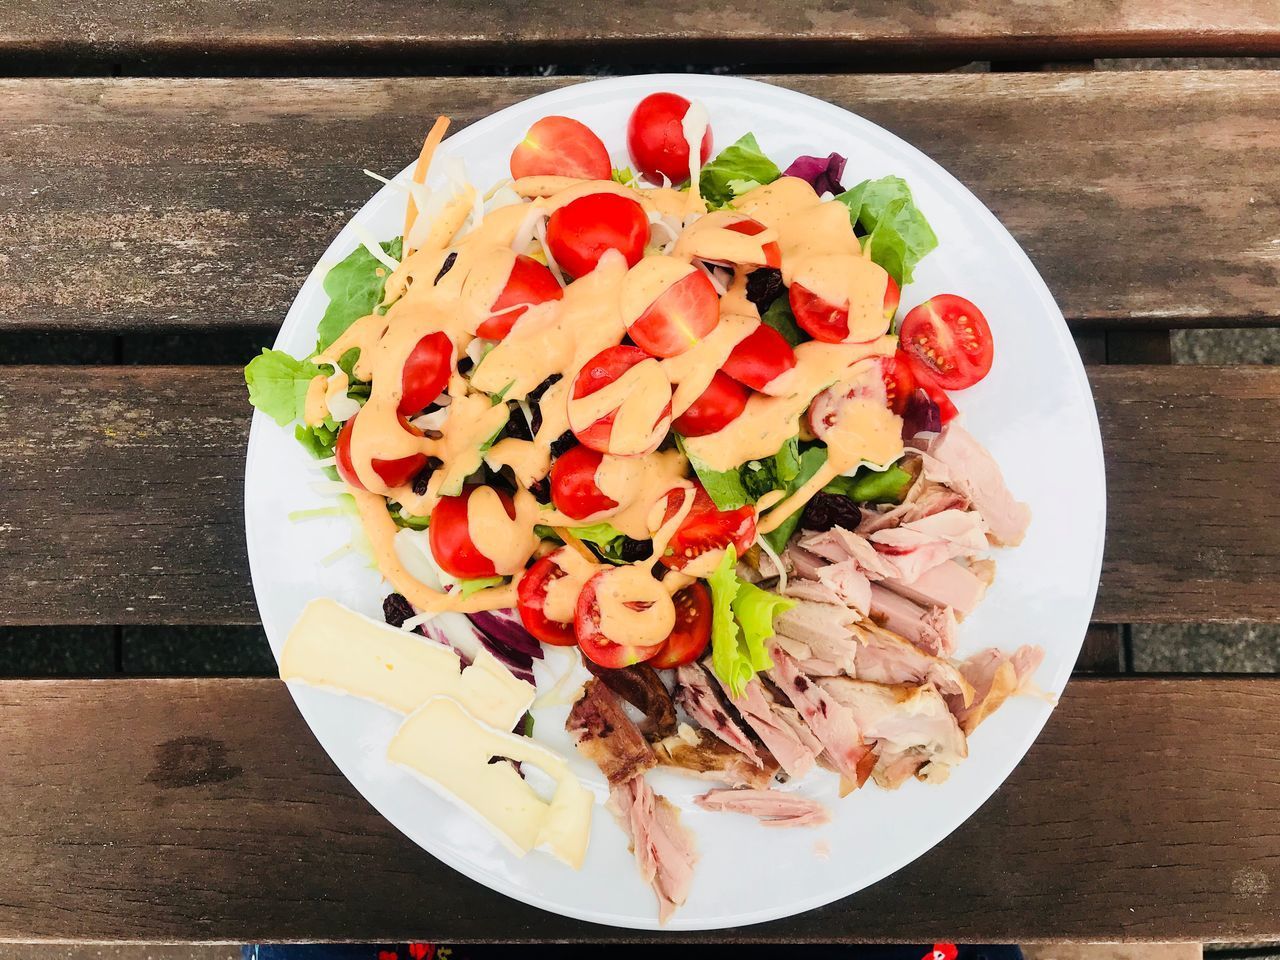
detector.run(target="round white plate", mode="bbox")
[244,74,1106,931]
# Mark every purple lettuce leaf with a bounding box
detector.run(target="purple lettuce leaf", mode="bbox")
[783,152,847,197]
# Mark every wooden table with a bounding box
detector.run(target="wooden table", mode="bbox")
[2,2,1279,946]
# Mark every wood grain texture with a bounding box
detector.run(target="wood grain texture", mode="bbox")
[2,73,1279,332]
[1,0,1278,71]
[1,365,1277,626]
[0,676,1276,942]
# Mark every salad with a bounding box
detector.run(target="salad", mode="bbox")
[248,90,1038,924]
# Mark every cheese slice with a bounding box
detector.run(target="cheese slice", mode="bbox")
[280,598,534,729]
[388,697,592,869]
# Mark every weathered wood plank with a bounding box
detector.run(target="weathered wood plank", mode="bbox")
[0,365,1276,626]
[2,73,1279,332]
[1,0,1278,72]
[0,676,1274,941]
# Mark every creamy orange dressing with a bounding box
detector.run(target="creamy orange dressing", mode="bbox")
[326,148,899,637]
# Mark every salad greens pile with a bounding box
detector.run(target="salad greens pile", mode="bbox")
[244,127,937,699]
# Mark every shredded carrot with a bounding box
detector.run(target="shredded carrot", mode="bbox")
[402,116,451,249]
[554,526,597,563]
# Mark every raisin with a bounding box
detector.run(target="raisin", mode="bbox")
[800,492,862,533]
[549,430,576,459]
[433,251,457,285]
[382,592,415,629]
[410,459,439,497]
[504,404,534,442]
[619,538,653,563]
[457,356,474,375]
[745,267,784,310]
[528,375,561,402]
[528,477,551,504]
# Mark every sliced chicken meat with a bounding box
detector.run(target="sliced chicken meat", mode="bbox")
[882,560,988,619]
[868,508,989,582]
[608,776,697,925]
[652,724,778,790]
[583,659,678,739]
[850,619,974,704]
[674,663,766,767]
[820,677,968,785]
[868,582,957,657]
[925,424,1031,547]
[567,678,656,785]
[946,644,1045,734]
[695,788,830,827]
[771,600,862,676]
[798,526,898,580]
[767,644,875,787]
[713,672,819,780]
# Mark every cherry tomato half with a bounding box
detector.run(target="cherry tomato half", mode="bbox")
[546,193,649,278]
[516,549,579,647]
[884,275,901,321]
[724,218,781,269]
[575,568,669,668]
[722,323,796,393]
[880,349,918,417]
[898,294,994,390]
[659,483,757,572]
[429,486,517,580]
[476,254,563,340]
[398,331,454,415]
[569,345,672,456]
[913,367,960,424]
[672,371,749,438]
[335,412,427,491]
[549,444,619,520]
[628,268,720,358]
[648,582,713,669]
[789,277,901,344]
[626,92,713,185]
[509,116,611,181]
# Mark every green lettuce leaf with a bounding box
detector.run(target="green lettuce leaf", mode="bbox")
[834,176,937,286]
[823,463,914,504]
[458,576,504,598]
[316,237,404,352]
[246,349,322,426]
[535,522,631,563]
[760,446,831,554]
[707,546,792,698]
[759,295,805,347]
[732,579,795,669]
[699,133,781,209]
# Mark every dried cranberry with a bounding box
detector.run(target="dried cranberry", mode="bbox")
[618,538,653,563]
[528,375,561,402]
[549,430,576,459]
[800,492,862,533]
[528,477,551,504]
[504,404,534,442]
[433,251,457,285]
[410,461,437,497]
[382,592,415,629]
[745,267,784,310]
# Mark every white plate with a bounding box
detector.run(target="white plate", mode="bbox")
[244,74,1106,931]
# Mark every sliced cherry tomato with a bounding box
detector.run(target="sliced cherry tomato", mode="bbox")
[476,255,563,340]
[569,345,672,456]
[575,568,669,668]
[516,550,579,647]
[722,323,796,393]
[880,349,918,416]
[335,412,427,491]
[672,371,749,438]
[626,92,713,185]
[546,193,649,278]
[914,367,959,424]
[883,275,901,321]
[808,362,889,441]
[549,444,619,520]
[899,294,993,390]
[628,268,720,357]
[649,582,712,669]
[509,115,611,181]
[398,331,454,415]
[724,218,781,268]
[429,485,516,579]
[789,276,901,343]
[659,483,757,572]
